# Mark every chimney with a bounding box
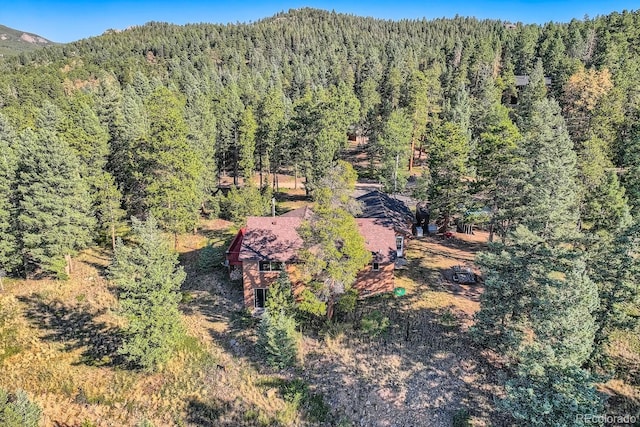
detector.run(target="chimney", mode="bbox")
[271,197,276,217]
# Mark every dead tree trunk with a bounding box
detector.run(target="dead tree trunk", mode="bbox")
[64,254,73,277]
[409,138,415,171]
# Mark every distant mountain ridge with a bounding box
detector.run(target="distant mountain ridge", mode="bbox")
[0,24,54,57]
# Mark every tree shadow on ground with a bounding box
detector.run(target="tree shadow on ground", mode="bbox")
[274,191,311,210]
[18,295,124,367]
[176,246,264,370]
[302,293,507,426]
[186,396,275,427]
[186,398,231,426]
[190,278,265,370]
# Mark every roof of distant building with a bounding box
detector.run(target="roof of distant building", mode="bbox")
[515,75,552,86]
[356,190,413,236]
[280,205,314,220]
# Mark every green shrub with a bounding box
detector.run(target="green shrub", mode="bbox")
[257,310,300,368]
[306,392,331,423]
[501,363,604,426]
[360,310,389,337]
[0,388,42,427]
[452,408,471,427]
[440,308,457,327]
[281,378,308,405]
[335,288,358,318]
[297,288,327,318]
[180,291,194,304]
[220,185,271,223]
[278,378,331,423]
[197,243,223,272]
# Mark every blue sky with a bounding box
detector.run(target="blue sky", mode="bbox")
[2,0,639,43]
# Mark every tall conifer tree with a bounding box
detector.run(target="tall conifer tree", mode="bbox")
[109,217,184,371]
[143,87,204,243]
[15,125,94,278]
[0,115,19,273]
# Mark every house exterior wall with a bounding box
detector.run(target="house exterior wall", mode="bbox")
[353,262,395,297]
[242,261,303,308]
[242,260,394,308]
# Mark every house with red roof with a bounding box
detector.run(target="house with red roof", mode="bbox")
[226,198,410,309]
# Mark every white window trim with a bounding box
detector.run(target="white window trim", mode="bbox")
[259,261,283,272]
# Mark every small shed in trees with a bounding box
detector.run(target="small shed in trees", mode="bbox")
[505,75,553,105]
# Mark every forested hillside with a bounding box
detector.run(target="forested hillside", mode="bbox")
[0,7,639,425]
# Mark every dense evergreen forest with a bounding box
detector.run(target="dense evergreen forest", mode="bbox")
[0,7,639,423]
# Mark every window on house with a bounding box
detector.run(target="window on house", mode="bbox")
[372,262,380,271]
[259,261,283,272]
[396,236,404,251]
[255,288,268,308]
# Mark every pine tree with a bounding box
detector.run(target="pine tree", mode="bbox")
[215,83,244,186]
[314,160,361,215]
[402,68,442,171]
[520,98,579,242]
[515,59,547,127]
[586,224,640,366]
[257,309,299,368]
[59,94,110,182]
[238,107,257,182]
[474,227,601,422]
[109,86,148,215]
[0,115,19,274]
[583,170,632,233]
[94,172,127,250]
[109,217,185,372]
[425,120,469,232]
[220,185,271,224]
[15,127,94,279]
[376,109,412,193]
[143,87,204,243]
[289,86,359,194]
[472,103,522,241]
[185,92,217,213]
[257,84,287,188]
[526,256,598,368]
[501,362,603,426]
[265,269,296,316]
[257,267,300,367]
[298,206,371,320]
[622,132,640,216]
